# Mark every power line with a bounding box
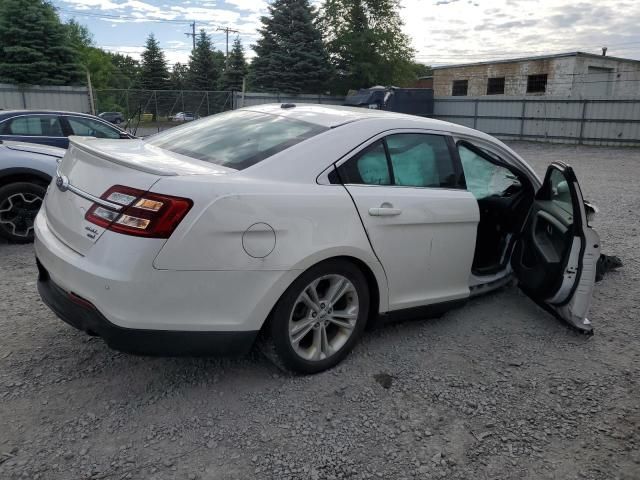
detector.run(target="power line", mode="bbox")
[217,26,240,57]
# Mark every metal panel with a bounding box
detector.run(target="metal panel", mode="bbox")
[0,84,90,112]
[432,96,640,146]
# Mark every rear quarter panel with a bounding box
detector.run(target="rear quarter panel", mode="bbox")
[0,147,59,183]
[152,176,389,312]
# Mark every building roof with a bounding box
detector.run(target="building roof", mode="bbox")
[432,51,640,70]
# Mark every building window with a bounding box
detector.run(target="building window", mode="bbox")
[527,74,548,93]
[487,77,505,95]
[452,80,468,96]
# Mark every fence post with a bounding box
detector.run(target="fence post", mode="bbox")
[21,89,27,109]
[473,99,479,129]
[206,91,210,115]
[519,99,526,140]
[154,90,158,122]
[578,100,588,145]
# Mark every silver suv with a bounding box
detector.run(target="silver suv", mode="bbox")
[0,140,63,243]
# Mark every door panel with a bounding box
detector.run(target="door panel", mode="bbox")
[338,132,478,311]
[512,162,600,332]
[346,186,478,309]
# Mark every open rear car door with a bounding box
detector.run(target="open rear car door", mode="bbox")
[511,162,600,333]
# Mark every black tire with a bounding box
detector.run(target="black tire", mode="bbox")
[268,259,370,374]
[0,181,46,244]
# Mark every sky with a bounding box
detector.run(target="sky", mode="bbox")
[52,0,640,68]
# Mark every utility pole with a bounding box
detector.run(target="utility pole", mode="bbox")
[86,68,95,115]
[185,21,196,50]
[217,26,239,57]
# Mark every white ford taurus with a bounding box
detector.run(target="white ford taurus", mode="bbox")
[35,104,600,373]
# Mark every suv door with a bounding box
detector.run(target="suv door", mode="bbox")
[335,132,478,311]
[511,162,600,332]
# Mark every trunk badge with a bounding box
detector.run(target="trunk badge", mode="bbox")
[56,175,70,192]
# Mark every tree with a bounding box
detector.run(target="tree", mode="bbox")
[138,33,170,90]
[0,0,82,85]
[169,62,189,90]
[66,19,115,90]
[250,0,332,94]
[220,37,247,91]
[187,30,221,90]
[109,52,139,89]
[320,0,415,93]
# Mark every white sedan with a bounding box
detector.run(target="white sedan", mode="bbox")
[34,105,600,373]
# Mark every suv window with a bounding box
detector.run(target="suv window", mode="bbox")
[147,110,327,170]
[67,117,121,139]
[3,115,64,136]
[457,143,520,199]
[336,134,460,189]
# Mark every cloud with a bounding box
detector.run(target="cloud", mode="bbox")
[61,0,640,66]
[404,0,640,65]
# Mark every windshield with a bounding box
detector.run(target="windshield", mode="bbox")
[147,110,327,170]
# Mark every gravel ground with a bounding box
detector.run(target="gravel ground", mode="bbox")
[0,141,638,480]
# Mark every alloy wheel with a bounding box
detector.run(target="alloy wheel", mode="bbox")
[288,274,359,361]
[0,192,43,238]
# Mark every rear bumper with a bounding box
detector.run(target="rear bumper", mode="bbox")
[37,259,258,356]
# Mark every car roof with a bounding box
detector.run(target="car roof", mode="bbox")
[241,103,482,136]
[0,110,97,119]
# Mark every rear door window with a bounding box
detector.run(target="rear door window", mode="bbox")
[3,115,64,136]
[337,140,391,185]
[386,133,458,188]
[147,110,328,170]
[335,133,462,189]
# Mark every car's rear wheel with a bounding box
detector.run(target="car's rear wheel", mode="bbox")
[268,260,369,373]
[0,182,46,243]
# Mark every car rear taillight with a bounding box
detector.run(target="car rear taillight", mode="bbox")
[85,185,192,238]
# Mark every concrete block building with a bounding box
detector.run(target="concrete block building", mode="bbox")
[432,52,640,98]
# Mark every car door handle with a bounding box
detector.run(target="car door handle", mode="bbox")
[369,206,402,216]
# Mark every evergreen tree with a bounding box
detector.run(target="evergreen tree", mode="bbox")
[220,37,247,91]
[138,33,170,90]
[250,0,332,94]
[187,30,221,90]
[169,62,189,90]
[0,0,82,85]
[320,0,415,93]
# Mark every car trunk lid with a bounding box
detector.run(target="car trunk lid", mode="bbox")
[44,136,231,255]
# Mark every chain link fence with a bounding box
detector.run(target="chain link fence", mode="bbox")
[94,89,234,134]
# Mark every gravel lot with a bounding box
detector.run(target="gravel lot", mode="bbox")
[0,141,638,480]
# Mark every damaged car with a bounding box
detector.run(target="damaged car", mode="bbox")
[34,104,600,373]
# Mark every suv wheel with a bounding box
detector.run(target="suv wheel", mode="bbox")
[0,182,46,243]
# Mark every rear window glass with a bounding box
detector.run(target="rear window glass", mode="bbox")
[146,110,327,170]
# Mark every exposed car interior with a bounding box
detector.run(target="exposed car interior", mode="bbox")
[511,167,577,298]
[457,141,535,276]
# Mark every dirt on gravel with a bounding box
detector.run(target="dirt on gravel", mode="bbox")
[0,141,638,480]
